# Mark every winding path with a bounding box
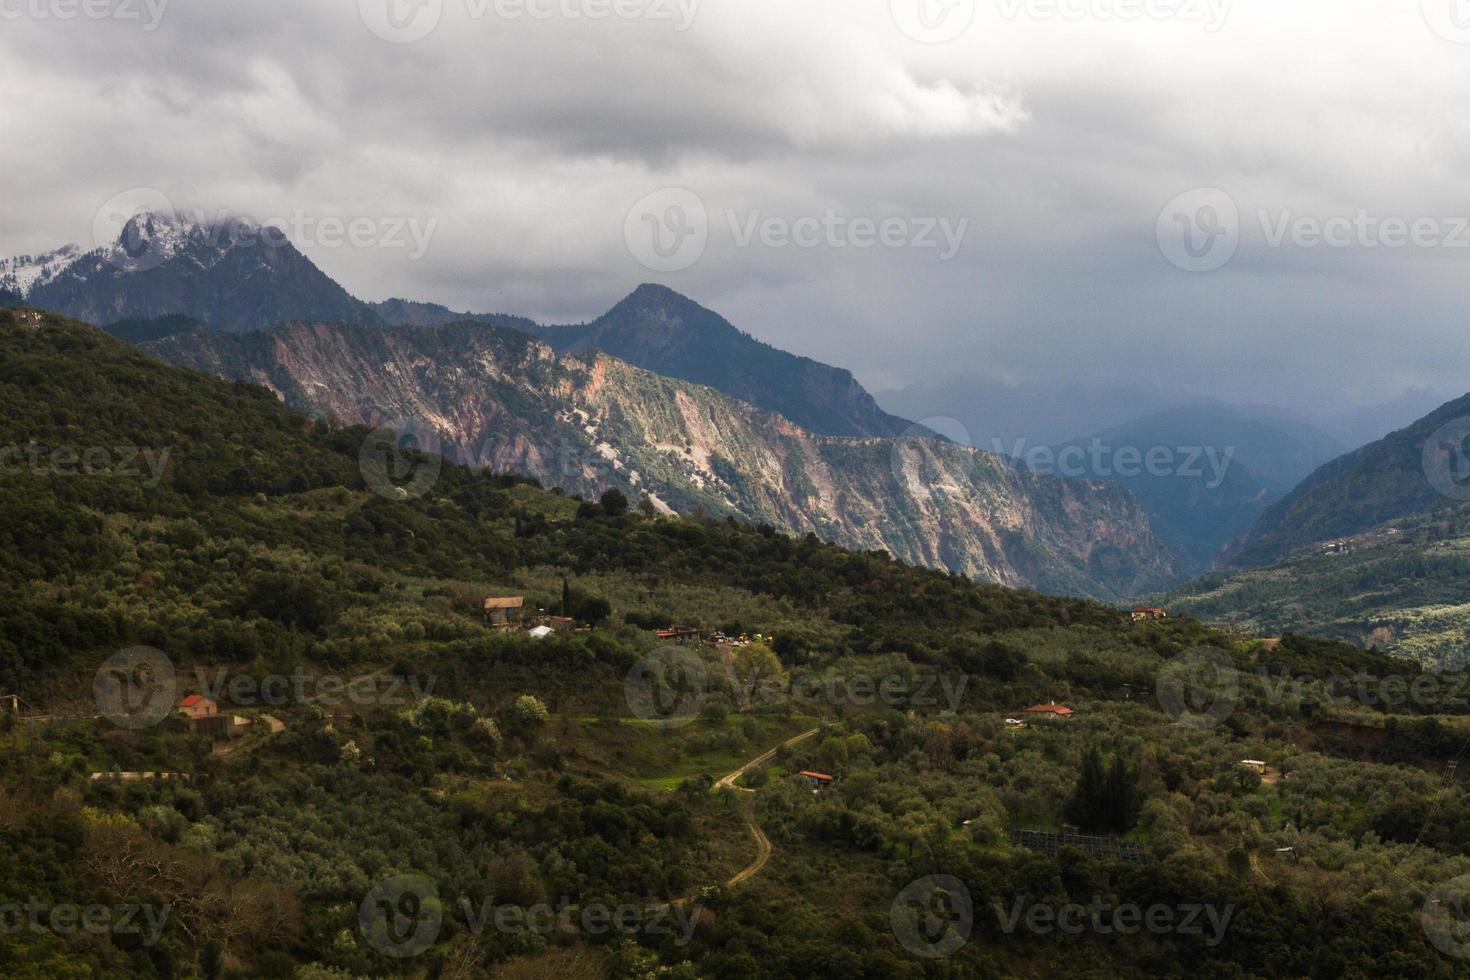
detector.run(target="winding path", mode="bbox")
[715,728,818,886]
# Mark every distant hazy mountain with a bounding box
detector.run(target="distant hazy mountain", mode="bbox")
[1227,391,1470,568]
[140,319,1178,599]
[1008,404,1340,575]
[875,373,1448,466]
[1319,388,1462,451]
[525,284,920,439]
[9,212,380,332]
[875,376,1184,449]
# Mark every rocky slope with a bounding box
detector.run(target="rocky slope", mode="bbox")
[523,284,921,439]
[142,320,1176,598]
[6,217,927,441]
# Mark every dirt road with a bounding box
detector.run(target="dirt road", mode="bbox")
[716,727,818,886]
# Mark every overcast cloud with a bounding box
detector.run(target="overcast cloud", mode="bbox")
[3,0,1469,424]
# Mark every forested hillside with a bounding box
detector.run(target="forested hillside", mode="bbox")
[1169,506,1470,669]
[3,308,1470,978]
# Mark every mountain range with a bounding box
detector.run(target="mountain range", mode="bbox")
[1,214,916,444]
[139,317,1175,598]
[10,210,1470,655]
[0,211,1184,598]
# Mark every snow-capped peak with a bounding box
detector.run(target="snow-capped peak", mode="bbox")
[3,208,282,295]
[103,210,214,271]
[0,244,83,298]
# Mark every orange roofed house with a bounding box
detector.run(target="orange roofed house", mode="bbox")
[1022,703,1075,718]
[176,695,218,720]
[483,596,525,628]
[1131,606,1169,622]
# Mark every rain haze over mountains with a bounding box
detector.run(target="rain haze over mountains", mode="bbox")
[5,0,1470,450]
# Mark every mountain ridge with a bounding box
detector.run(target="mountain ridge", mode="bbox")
[139,316,1178,599]
[522,284,922,440]
[4,217,920,442]
[1225,390,1470,567]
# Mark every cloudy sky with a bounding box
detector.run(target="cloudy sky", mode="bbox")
[3,0,1470,424]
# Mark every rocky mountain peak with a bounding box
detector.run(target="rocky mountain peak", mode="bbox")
[0,243,83,297]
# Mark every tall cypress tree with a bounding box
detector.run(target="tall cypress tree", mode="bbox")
[1105,754,1138,832]
[1067,746,1140,833]
[1067,746,1108,829]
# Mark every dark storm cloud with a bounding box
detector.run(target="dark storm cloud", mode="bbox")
[2,0,1467,427]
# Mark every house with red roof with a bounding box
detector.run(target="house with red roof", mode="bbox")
[176,695,218,721]
[1022,703,1075,717]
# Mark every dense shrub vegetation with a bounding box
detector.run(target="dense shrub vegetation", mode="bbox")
[2,310,1468,978]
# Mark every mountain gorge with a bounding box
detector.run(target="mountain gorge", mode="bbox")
[1225,392,1470,568]
[1165,391,1470,666]
[141,319,1177,598]
[1045,404,1343,576]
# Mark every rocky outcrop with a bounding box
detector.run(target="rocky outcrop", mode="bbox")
[143,320,1175,599]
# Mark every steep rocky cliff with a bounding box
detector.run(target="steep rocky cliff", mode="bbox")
[142,320,1175,598]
